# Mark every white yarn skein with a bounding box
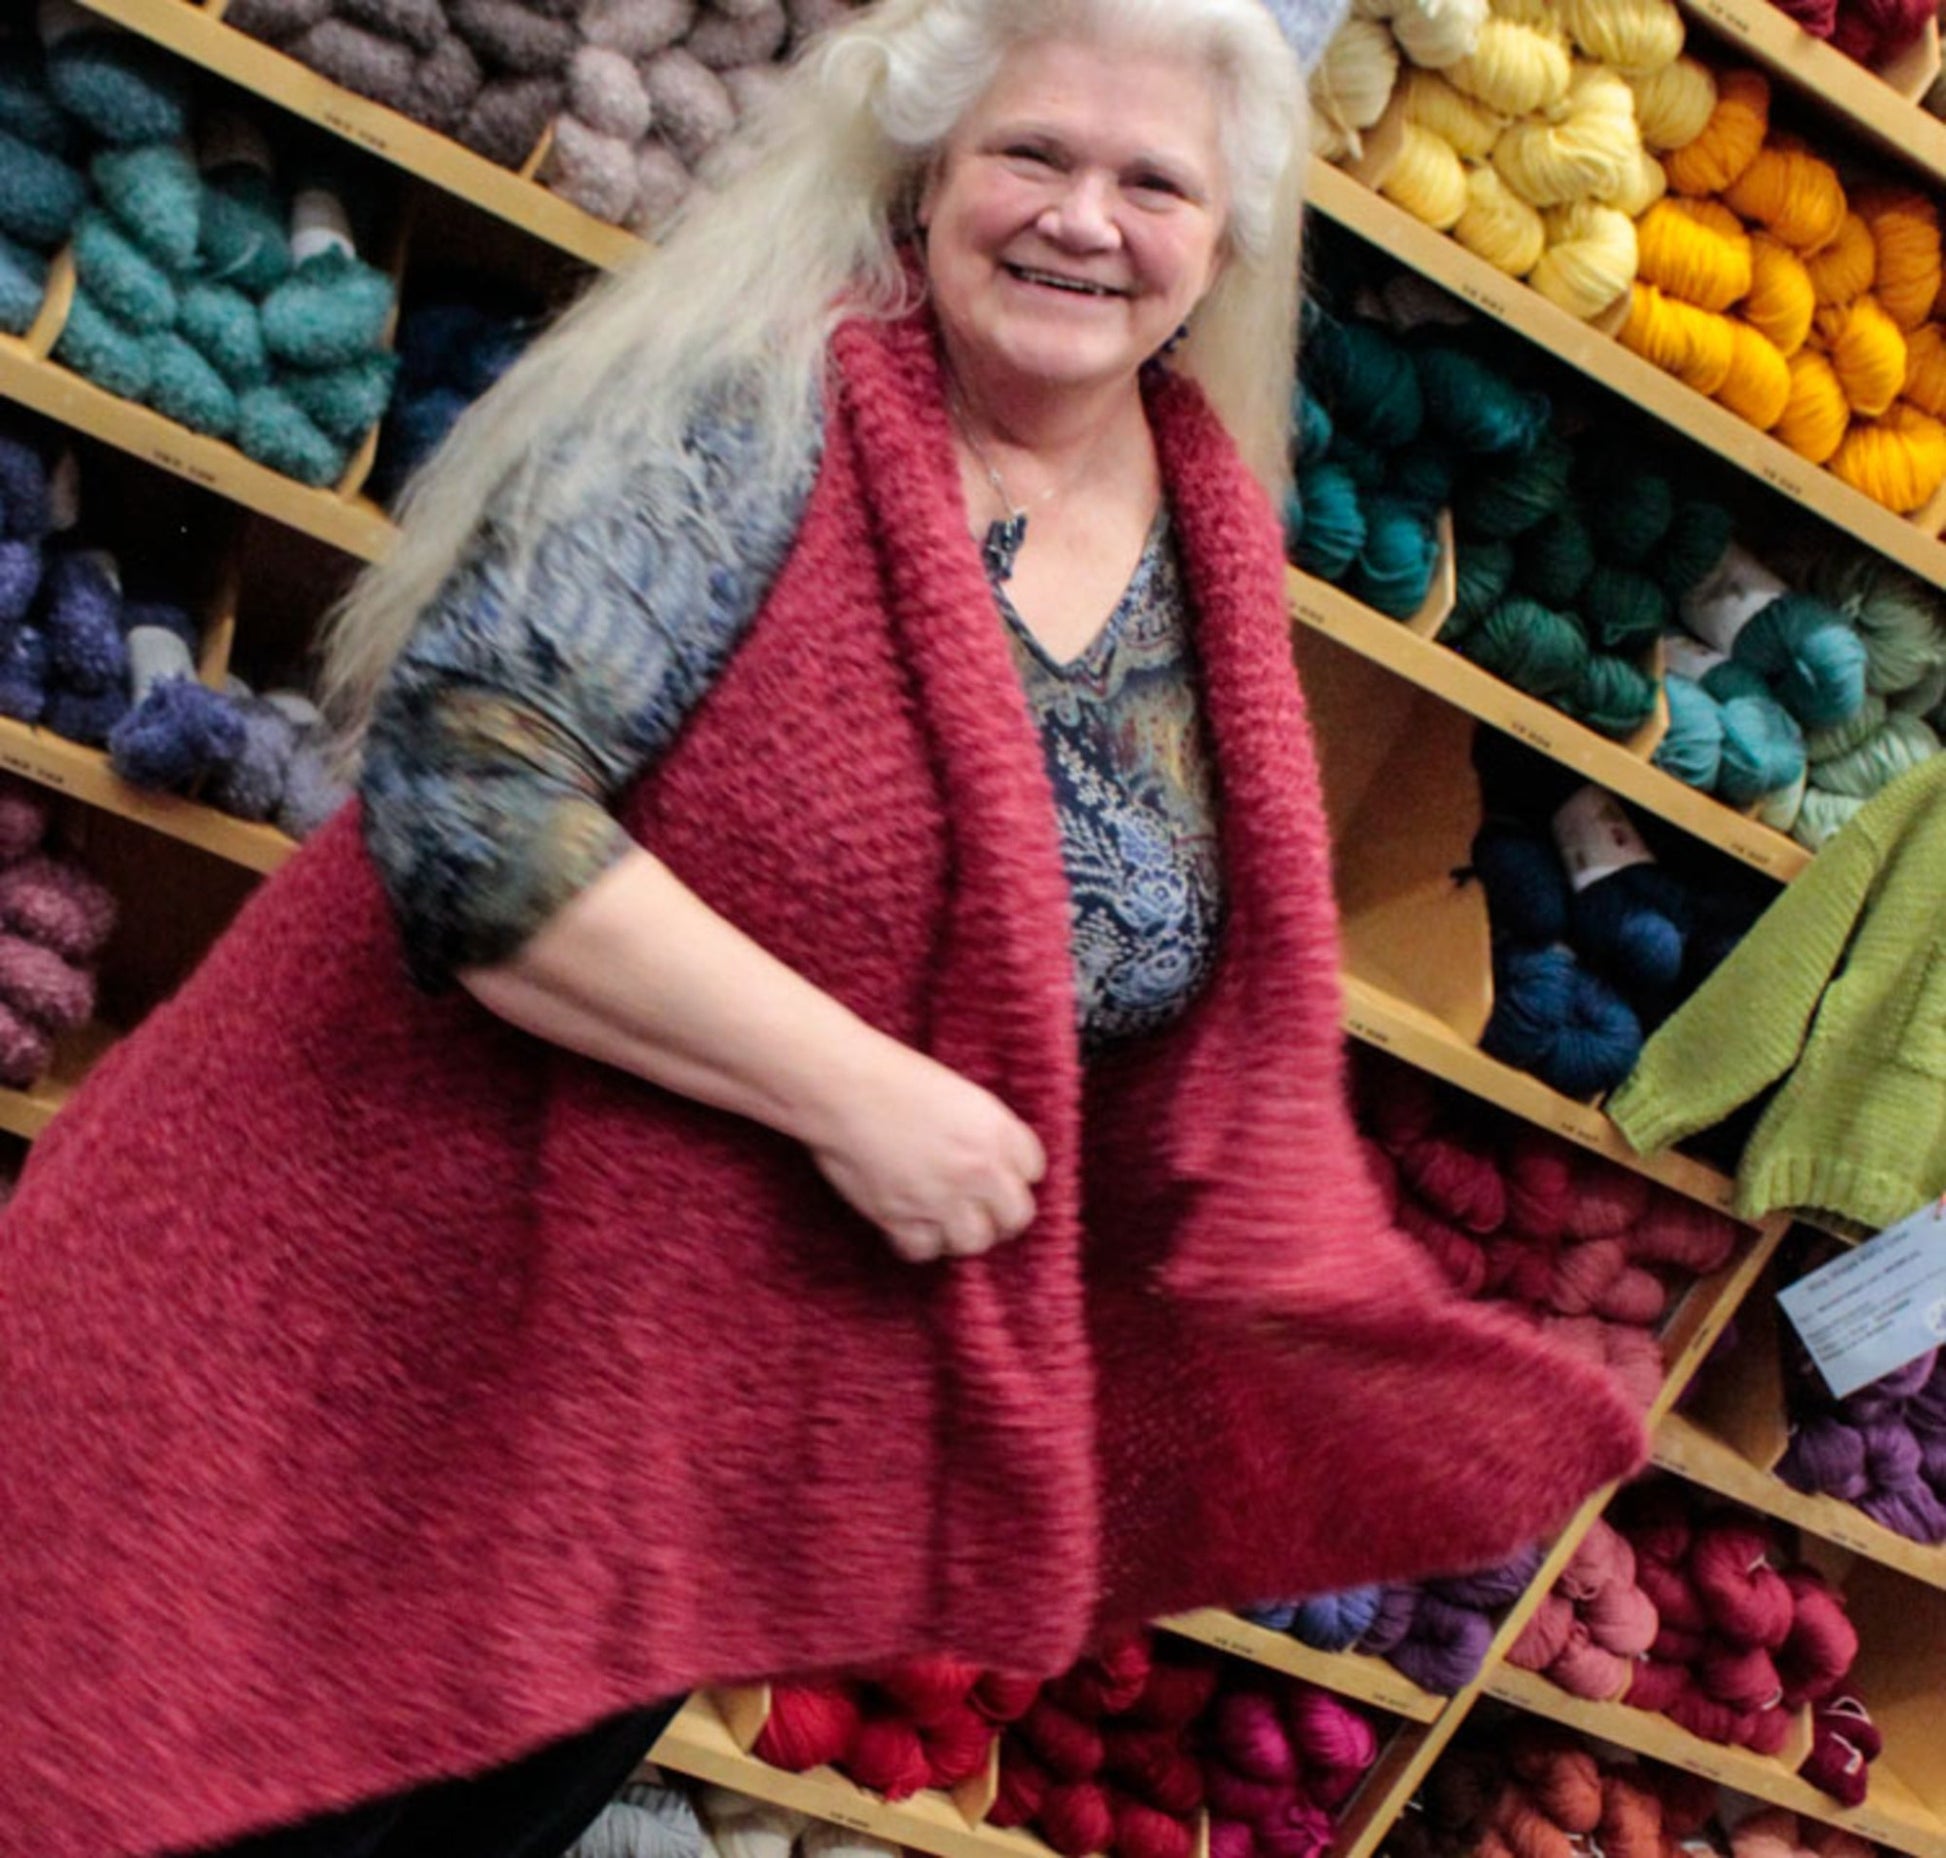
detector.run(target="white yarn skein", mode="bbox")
[1390,0,1487,70]
[565,1781,706,1858]
[1309,16,1398,145]
[799,1824,905,1858]
[694,1786,808,1858]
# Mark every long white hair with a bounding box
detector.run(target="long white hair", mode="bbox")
[320,0,1308,742]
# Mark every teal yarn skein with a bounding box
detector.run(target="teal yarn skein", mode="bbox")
[144,333,239,440]
[1294,385,1333,462]
[91,142,201,273]
[1701,662,1807,807]
[1564,654,1659,737]
[1516,510,1596,607]
[1581,566,1669,657]
[1454,434,1575,541]
[281,350,400,446]
[1463,597,1590,699]
[1329,430,1389,492]
[1413,347,1551,456]
[1348,494,1442,619]
[0,59,77,156]
[1290,462,1366,581]
[1306,317,1425,450]
[200,166,292,297]
[54,290,152,400]
[1658,500,1734,599]
[43,26,190,146]
[0,128,88,249]
[1795,552,1946,696]
[1654,674,1725,790]
[1450,541,1516,639]
[261,247,393,369]
[178,282,271,389]
[1735,593,1869,730]
[1583,468,1675,567]
[0,234,48,337]
[236,385,346,488]
[1389,440,1457,514]
[71,209,178,333]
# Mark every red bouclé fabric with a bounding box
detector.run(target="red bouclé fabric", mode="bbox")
[0,305,1643,1857]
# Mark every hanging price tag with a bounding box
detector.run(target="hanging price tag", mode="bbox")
[1777,1200,1946,1398]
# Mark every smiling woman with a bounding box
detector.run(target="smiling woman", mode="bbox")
[0,5,1648,1857]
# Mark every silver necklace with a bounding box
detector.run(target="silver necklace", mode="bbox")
[949,393,1087,585]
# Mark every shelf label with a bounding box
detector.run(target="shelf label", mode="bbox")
[1457,277,1511,320]
[1686,0,1757,35]
[146,445,219,490]
[1345,1016,1392,1048]
[1734,840,1776,871]
[0,749,62,789]
[1759,461,1806,501]
[318,105,394,158]
[1506,715,1558,754]
[1778,1199,1946,1397]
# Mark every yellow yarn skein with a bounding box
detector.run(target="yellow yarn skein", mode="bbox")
[1814,294,1909,418]
[1556,0,1684,75]
[1628,57,1716,154]
[1662,67,1768,196]
[1455,164,1549,274]
[1715,320,1792,429]
[1488,0,1562,30]
[1855,188,1944,332]
[1634,196,1753,312]
[1902,322,1946,417]
[1721,140,1847,255]
[1311,18,1400,149]
[1402,68,1506,160]
[1620,282,1737,391]
[1829,403,1946,513]
[1393,0,1490,69]
[1803,212,1876,308]
[1744,234,1816,355]
[1491,63,1641,208]
[1530,200,1639,317]
[1772,349,1851,462]
[1380,123,1472,229]
[1605,144,1667,218]
[1445,17,1574,117]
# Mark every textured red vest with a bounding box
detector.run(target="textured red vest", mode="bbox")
[0,307,1642,1857]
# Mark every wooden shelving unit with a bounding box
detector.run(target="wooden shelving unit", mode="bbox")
[1486,1666,1946,1858]
[69,0,643,273]
[1304,159,1946,593]
[1656,1411,1946,1593]
[1161,1611,1447,1725]
[0,1020,118,1142]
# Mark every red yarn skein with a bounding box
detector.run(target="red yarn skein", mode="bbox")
[923,1703,996,1787]
[1038,1781,1118,1856]
[874,1656,981,1725]
[756,1684,861,1771]
[1103,1725,1205,1815]
[1689,1520,1794,1647]
[1016,1697,1106,1781]
[1777,1570,1859,1706]
[974,1671,1045,1724]
[1113,1793,1199,1858]
[989,1745,1052,1828]
[848,1712,932,1799]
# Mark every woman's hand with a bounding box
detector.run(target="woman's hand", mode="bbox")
[807,1043,1048,1263]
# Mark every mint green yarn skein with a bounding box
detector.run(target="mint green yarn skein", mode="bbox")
[1516,510,1595,606]
[1654,673,1724,790]
[71,209,178,333]
[1290,462,1366,580]
[1807,693,1888,762]
[179,282,270,389]
[1581,566,1669,656]
[1796,553,1946,696]
[1413,347,1551,456]
[1346,496,1441,620]
[1794,787,1866,850]
[92,143,201,273]
[1462,597,1591,699]
[144,333,239,439]
[1455,434,1574,540]
[1891,660,1946,717]
[1810,711,1940,799]
[54,290,152,401]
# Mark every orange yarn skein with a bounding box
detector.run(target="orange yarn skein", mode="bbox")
[1903,322,1946,416]
[1722,140,1847,255]
[1803,212,1876,308]
[1814,294,1908,416]
[1855,188,1944,331]
[1744,235,1816,354]
[1634,197,1753,311]
[1772,349,1850,462]
[1662,67,1768,196]
[1619,283,1736,393]
[1716,321,1792,428]
[1829,403,1946,511]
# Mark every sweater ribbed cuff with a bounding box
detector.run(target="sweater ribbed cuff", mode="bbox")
[1603,1076,1691,1158]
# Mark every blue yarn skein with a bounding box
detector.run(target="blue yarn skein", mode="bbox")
[1734,593,1869,730]
[1701,661,1807,807]
[45,682,129,747]
[1470,817,1570,944]
[1550,786,1691,996]
[42,20,190,146]
[41,551,127,694]
[0,433,51,538]
[1483,943,1643,1099]
[0,126,89,248]
[1652,673,1724,792]
[0,625,49,723]
[109,626,246,791]
[0,539,42,627]
[1294,1587,1386,1652]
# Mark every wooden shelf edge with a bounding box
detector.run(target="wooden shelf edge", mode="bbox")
[71,0,642,273]
[650,1692,1051,1858]
[1302,162,1946,594]
[1484,1666,1946,1858]
[0,1018,117,1142]
[1676,0,1946,189]
[1654,1411,1946,1593]
[0,718,297,875]
[0,337,395,563]
[1288,569,1810,884]
[1159,1610,1448,1724]
[1340,973,1746,1219]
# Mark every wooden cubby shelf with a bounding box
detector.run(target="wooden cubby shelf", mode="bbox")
[0,334,395,564]
[1303,160,1946,594]
[0,717,296,877]
[1160,1611,1447,1725]
[1674,0,1946,188]
[1286,568,1811,884]
[1655,1412,1946,1593]
[1485,1665,1946,1858]
[69,0,642,274]
[0,1020,118,1143]
[649,1691,1050,1858]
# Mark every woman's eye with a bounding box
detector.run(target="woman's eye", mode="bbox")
[1007,145,1054,166]
[1132,172,1183,198]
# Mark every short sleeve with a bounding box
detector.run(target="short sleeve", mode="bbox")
[359,389,823,989]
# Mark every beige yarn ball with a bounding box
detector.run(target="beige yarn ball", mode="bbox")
[1310,17,1400,144]
[1490,62,1640,208]
[1627,55,1716,153]
[581,0,695,58]
[1455,164,1547,274]
[1529,200,1639,318]
[1380,122,1470,228]
[685,0,788,69]
[1445,17,1573,117]
[1391,0,1489,69]
[1555,0,1684,74]
[1401,66,1505,157]
[641,45,736,164]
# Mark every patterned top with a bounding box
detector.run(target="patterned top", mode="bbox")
[360,402,1225,1052]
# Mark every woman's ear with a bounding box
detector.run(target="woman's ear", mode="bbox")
[916,151,946,231]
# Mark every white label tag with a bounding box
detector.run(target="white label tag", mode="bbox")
[1663,633,1727,683]
[1551,784,1655,893]
[290,188,354,264]
[1778,1200,1946,1399]
[1680,542,1789,654]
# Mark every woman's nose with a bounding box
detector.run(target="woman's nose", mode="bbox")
[1037,171,1121,250]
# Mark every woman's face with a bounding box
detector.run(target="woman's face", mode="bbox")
[919,36,1231,404]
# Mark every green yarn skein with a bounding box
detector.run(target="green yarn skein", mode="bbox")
[1810,711,1940,799]
[1413,347,1550,456]
[1346,495,1441,620]
[1796,553,1946,696]
[1581,565,1668,657]
[1658,499,1734,599]
[1794,786,1866,851]
[1463,596,1590,698]
[71,208,178,332]
[1806,693,1889,762]
[281,350,400,446]
[1583,468,1675,567]
[1562,654,1659,737]
[1450,540,1515,641]
[1454,434,1574,541]
[1516,509,1595,607]
[237,384,347,487]
[200,166,293,297]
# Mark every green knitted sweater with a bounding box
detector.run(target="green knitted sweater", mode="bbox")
[1608,755,1946,1231]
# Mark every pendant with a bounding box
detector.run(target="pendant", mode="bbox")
[982,511,1028,584]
